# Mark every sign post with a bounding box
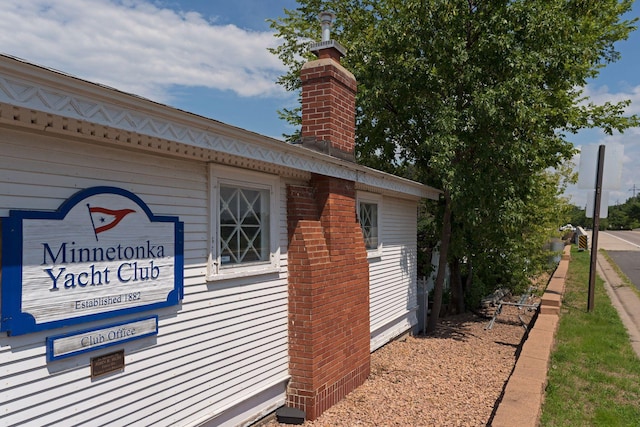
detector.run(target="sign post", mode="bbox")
[578,143,623,312]
[587,145,605,312]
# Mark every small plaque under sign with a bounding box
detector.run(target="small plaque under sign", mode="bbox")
[91,350,124,379]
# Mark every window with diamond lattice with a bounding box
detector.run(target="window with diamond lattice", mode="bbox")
[359,202,378,250]
[208,165,280,281]
[219,186,270,265]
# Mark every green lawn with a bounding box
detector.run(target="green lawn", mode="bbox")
[539,248,640,426]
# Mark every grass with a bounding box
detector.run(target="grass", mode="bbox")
[539,247,640,426]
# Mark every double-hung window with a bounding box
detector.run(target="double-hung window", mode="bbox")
[208,166,280,280]
[357,193,382,257]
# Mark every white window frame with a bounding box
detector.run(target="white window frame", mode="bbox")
[208,165,280,281]
[357,192,383,258]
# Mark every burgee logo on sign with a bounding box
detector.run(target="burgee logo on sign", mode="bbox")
[88,206,136,238]
[1,187,184,336]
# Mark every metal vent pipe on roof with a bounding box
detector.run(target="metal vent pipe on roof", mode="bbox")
[319,12,335,42]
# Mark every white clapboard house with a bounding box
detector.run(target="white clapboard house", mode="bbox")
[0,29,439,427]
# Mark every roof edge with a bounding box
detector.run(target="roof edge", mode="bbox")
[0,54,441,200]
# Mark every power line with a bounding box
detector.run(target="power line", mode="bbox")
[630,184,639,198]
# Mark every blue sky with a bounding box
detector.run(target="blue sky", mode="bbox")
[1,0,638,207]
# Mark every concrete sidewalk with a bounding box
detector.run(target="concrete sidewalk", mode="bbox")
[590,230,640,251]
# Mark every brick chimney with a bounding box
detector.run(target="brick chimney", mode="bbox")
[286,13,370,421]
[300,12,357,162]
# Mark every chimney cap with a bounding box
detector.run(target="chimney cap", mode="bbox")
[309,11,346,57]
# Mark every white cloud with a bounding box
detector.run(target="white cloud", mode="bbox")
[591,120,640,206]
[565,127,640,207]
[564,80,640,207]
[582,83,640,115]
[0,0,287,102]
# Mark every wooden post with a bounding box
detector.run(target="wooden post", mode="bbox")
[587,145,605,312]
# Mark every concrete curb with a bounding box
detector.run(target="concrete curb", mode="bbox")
[491,245,570,427]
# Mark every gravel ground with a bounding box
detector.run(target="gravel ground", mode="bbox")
[266,303,538,427]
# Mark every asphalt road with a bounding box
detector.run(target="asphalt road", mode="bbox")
[597,230,640,292]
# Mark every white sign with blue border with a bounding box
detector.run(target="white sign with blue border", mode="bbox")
[1,187,184,336]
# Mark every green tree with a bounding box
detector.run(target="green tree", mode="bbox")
[605,196,640,229]
[625,197,640,229]
[607,204,628,229]
[567,204,588,229]
[269,0,638,331]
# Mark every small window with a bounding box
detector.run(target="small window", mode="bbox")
[359,202,378,250]
[209,166,280,280]
[219,185,270,265]
[358,193,382,257]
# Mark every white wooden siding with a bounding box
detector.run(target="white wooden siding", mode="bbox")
[0,129,289,427]
[368,196,419,351]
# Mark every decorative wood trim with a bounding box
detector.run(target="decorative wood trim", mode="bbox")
[0,54,440,200]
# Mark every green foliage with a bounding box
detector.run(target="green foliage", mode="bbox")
[540,248,640,426]
[567,204,589,228]
[269,0,638,300]
[606,196,640,230]
[464,275,491,311]
[568,195,640,231]
[417,199,440,277]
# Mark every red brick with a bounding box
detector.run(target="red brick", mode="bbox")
[286,176,369,420]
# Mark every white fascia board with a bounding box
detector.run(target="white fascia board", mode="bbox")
[0,54,441,200]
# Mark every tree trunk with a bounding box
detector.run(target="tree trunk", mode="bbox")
[427,190,452,333]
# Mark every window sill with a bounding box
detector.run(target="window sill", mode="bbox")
[366,250,382,260]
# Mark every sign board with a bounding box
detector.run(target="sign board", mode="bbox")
[585,190,610,218]
[577,143,623,190]
[47,316,158,361]
[1,187,184,336]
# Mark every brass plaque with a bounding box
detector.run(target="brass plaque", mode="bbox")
[91,350,125,379]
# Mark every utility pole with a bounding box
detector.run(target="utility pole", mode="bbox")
[630,184,638,198]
